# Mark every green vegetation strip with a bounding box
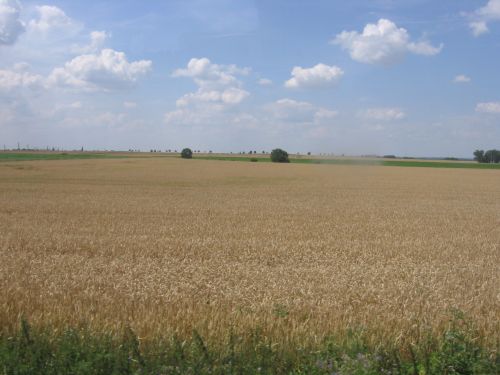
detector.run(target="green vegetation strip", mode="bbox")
[381,160,500,169]
[1,314,497,375]
[0,153,123,162]
[2,153,499,169]
[194,156,500,169]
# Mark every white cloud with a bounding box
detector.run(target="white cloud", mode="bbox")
[453,75,471,83]
[284,63,344,89]
[469,0,500,36]
[332,19,442,65]
[166,58,250,126]
[0,0,25,45]
[12,61,29,71]
[165,97,338,131]
[48,48,152,91]
[172,57,250,89]
[28,5,79,35]
[360,108,406,121]
[0,66,44,91]
[74,30,109,53]
[269,98,315,121]
[407,41,443,56]
[258,78,272,86]
[476,102,500,113]
[221,87,249,104]
[470,21,489,36]
[176,87,249,107]
[267,98,338,123]
[89,31,108,48]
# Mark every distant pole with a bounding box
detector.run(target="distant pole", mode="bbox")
[17,142,20,151]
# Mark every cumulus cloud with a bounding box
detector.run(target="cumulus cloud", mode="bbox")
[476,102,500,113]
[267,98,338,123]
[453,75,471,83]
[284,63,344,89]
[0,0,25,45]
[74,30,109,53]
[360,107,406,121]
[0,65,44,91]
[166,58,250,126]
[468,0,500,36]
[172,57,250,89]
[48,49,152,91]
[407,41,443,56]
[470,21,489,36]
[28,5,79,35]
[176,87,249,107]
[332,19,442,65]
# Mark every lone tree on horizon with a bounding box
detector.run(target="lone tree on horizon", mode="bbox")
[181,148,193,159]
[270,148,290,163]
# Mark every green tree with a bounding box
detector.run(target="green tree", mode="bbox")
[181,148,193,159]
[484,149,500,163]
[270,148,290,163]
[474,149,500,163]
[473,150,485,163]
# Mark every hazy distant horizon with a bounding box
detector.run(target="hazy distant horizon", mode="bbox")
[1,0,500,158]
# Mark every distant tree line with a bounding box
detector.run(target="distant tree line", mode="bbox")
[473,149,500,163]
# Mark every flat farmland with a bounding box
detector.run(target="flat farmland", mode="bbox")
[0,157,499,349]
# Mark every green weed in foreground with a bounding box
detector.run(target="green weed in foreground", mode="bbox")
[0,313,497,374]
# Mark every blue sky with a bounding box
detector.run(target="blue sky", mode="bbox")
[1,0,500,157]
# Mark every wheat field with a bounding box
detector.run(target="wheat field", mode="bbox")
[0,157,498,349]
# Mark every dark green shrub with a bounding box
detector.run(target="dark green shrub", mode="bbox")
[250,158,258,162]
[181,148,193,159]
[270,148,289,163]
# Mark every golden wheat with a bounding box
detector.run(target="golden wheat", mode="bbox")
[0,157,498,348]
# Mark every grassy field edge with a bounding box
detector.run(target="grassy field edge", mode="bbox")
[193,155,500,169]
[1,313,497,375]
[0,152,126,162]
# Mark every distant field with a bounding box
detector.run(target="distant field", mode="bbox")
[1,157,498,355]
[195,155,500,169]
[2,152,500,169]
[0,152,120,162]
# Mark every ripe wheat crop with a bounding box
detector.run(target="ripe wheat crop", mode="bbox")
[0,157,498,351]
